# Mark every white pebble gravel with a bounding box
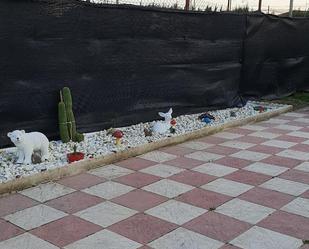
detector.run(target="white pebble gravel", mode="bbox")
[0,101,288,183]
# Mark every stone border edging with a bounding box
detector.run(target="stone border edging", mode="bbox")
[0,105,293,196]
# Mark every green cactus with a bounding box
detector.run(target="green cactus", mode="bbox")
[58,87,84,143]
[58,92,70,143]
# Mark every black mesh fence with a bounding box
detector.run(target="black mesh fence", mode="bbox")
[0,0,308,147]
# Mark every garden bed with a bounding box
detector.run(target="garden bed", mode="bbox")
[0,101,292,194]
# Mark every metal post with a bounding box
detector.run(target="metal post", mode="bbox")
[185,0,190,10]
[258,0,262,12]
[289,0,294,17]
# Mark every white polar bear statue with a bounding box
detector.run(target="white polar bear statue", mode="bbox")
[152,108,173,134]
[7,130,49,165]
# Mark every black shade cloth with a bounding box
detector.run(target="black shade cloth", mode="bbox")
[0,0,308,147]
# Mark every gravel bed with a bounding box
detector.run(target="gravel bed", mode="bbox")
[0,101,288,183]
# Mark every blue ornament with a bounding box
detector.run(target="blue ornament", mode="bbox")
[202,117,211,124]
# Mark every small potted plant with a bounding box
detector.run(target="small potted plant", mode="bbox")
[67,144,84,163]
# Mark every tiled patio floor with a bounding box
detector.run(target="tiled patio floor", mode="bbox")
[1,109,309,249]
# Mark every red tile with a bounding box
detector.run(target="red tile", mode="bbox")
[31,215,102,247]
[286,121,309,127]
[198,136,227,144]
[227,128,253,135]
[290,144,309,153]
[263,128,289,134]
[112,189,167,212]
[114,172,161,188]
[261,155,302,168]
[214,157,252,169]
[280,170,309,184]
[277,134,307,143]
[0,193,38,217]
[204,146,240,156]
[184,212,251,242]
[159,146,195,156]
[257,122,277,127]
[115,158,157,170]
[165,157,204,169]
[0,219,24,242]
[301,190,309,199]
[57,173,106,190]
[236,136,267,144]
[176,188,231,209]
[109,213,177,244]
[300,127,309,133]
[248,145,282,155]
[45,191,103,214]
[258,210,309,240]
[169,170,216,187]
[225,170,271,186]
[239,187,294,209]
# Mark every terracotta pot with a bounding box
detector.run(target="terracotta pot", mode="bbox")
[67,152,84,163]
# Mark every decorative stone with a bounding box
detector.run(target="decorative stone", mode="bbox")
[0,101,287,184]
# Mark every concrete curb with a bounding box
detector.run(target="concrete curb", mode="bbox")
[0,105,293,196]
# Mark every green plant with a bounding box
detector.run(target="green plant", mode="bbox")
[58,87,84,143]
[58,91,70,143]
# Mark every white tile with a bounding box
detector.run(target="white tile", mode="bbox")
[74,201,137,227]
[283,112,306,118]
[260,178,309,196]
[241,124,267,131]
[20,182,75,202]
[89,164,133,179]
[216,199,275,224]
[185,151,224,162]
[148,227,224,249]
[274,124,302,131]
[140,164,184,178]
[213,132,243,140]
[231,226,302,249]
[4,204,67,230]
[261,139,297,149]
[277,149,309,161]
[179,141,213,150]
[64,230,141,249]
[249,131,280,139]
[82,181,134,199]
[288,131,309,139]
[302,139,309,145]
[231,150,270,161]
[295,162,309,172]
[142,179,194,198]
[244,162,288,176]
[138,151,177,163]
[219,141,255,150]
[192,163,238,177]
[201,178,253,197]
[0,233,59,249]
[294,117,309,123]
[145,200,206,225]
[263,118,290,124]
[281,197,309,218]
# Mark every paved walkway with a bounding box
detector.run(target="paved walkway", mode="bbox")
[1,109,309,249]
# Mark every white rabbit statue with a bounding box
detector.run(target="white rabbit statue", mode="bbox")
[152,108,173,134]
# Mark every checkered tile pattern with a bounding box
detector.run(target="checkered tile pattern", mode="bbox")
[1,110,309,249]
